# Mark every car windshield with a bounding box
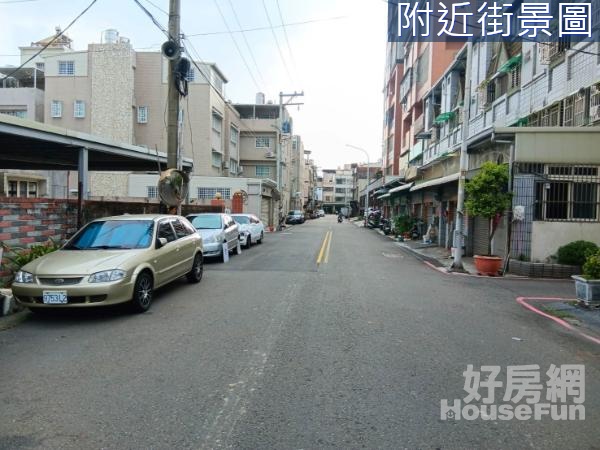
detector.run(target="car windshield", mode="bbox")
[190,215,222,230]
[233,216,250,225]
[289,211,301,216]
[65,220,154,250]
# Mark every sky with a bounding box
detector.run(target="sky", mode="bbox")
[0,0,388,170]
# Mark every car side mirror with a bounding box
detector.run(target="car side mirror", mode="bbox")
[156,237,168,249]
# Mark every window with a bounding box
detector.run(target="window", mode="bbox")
[256,137,271,148]
[534,165,600,222]
[212,151,222,168]
[230,127,239,161]
[229,159,238,174]
[35,62,45,71]
[51,100,62,118]
[563,96,574,126]
[147,186,158,198]
[197,187,231,199]
[0,110,27,119]
[8,181,17,197]
[74,100,85,118]
[173,220,192,239]
[186,67,195,82]
[509,65,521,90]
[58,60,75,75]
[7,180,38,198]
[158,221,177,243]
[137,106,148,124]
[212,113,222,152]
[255,165,271,178]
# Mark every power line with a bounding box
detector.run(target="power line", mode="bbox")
[212,0,262,92]
[2,0,98,80]
[0,0,42,3]
[140,0,167,15]
[132,0,171,39]
[186,16,348,37]
[275,0,296,69]
[261,0,294,85]
[226,0,266,87]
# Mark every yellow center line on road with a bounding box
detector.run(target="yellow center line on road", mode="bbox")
[324,230,332,264]
[316,230,332,265]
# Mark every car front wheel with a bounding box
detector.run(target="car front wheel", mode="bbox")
[186,253,203,283]
[130,271,153,313]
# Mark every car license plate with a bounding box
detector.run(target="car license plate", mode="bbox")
[42,291,68,304]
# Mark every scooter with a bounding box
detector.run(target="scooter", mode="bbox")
[337,215,343,223]
[381,218,392,235]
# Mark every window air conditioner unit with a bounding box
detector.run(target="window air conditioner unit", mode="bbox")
[238,165,244,174]
[222,161,229,169]
[265,151,275,158]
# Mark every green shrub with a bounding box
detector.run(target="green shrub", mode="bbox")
[393,215,413,234]
[556,241,599,266]
[583,250,600,280]
[2,238,62,283]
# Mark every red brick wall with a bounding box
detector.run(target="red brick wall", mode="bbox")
[0,197,78,284]
[0,197,223,285]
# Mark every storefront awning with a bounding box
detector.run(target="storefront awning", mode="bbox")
[388,182,414,194]
[410,173,459,192]
[378,193,391,200]
[498,54,522,74]
[434,111,455,124]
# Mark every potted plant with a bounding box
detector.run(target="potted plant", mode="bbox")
[465,162,512,276]
[572,249,600,306]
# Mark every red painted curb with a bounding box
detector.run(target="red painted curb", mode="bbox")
[516,297,600,346]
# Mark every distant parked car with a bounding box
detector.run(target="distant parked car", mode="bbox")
[285,210,305,224]
[12,214,203,313]
[187,213,240,262]
[232,214,265,248]
[317,209,325,217]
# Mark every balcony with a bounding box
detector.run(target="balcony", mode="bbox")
[413,113,425,134]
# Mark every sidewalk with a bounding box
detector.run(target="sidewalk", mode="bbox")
[350,218,476,274]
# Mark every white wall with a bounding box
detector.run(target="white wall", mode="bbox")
[531,222,600,262]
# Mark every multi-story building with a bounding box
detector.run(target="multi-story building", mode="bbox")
[0,27,73,198]
[384,30,600,262]
[234,99,295,214]
[321,169,336,213]
[302,150,317,212]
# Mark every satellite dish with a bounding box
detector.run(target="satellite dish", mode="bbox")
[161,40,181,60]
[158,169,189,207]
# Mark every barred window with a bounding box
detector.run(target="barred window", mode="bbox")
[197,187,231,199]
[58,60,74,75]
[137,106,148,124]
[147,186,158,198]
[534,167,600,222]
[74,100,85,118]
[51,100,62,118]
[255,165,271,178]
[256,137,271,148]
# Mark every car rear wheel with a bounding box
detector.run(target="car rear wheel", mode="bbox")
[186,253,203,283]
[130,271,153,313]
[245,235,252,249]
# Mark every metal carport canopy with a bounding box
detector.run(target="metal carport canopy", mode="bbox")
[0,114,193,171]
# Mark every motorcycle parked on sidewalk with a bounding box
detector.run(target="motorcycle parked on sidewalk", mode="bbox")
[381,218,392,235]
[337,215,343,223]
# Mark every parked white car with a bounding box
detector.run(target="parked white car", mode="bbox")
[231,214,265,248]
[187,213,240,262]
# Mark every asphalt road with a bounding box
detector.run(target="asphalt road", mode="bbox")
[1,215,599,449]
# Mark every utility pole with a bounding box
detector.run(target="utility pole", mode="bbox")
[167,0,181,170]
[277,91,304,211]
[450,41,473,272]
[345,144,370,222]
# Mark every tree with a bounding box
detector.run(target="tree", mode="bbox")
[465,162,512,256]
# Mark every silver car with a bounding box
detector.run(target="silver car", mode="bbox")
[232,214,265,248]
[187,213,240,262]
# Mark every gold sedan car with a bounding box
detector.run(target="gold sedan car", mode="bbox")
[12,214,203,313]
